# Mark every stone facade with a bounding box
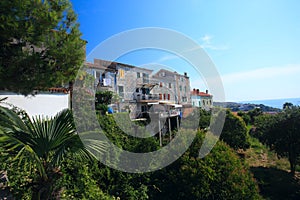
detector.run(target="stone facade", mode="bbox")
[151,69,191,104]
[85,59,192,117]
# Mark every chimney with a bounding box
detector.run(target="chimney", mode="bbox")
[206,90,208,94]
[193,88,196,92]
[196,89,199,94]
[184,72,187,76]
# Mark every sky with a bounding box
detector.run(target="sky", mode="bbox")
[70,0,300,102]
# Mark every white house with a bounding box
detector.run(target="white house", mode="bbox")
[191,89,213,110]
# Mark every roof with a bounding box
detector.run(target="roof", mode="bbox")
[191,90,212,97]
[84,61,117,72]
[153,69,189,78]
[93,59,153,72]
[48,87,69,94]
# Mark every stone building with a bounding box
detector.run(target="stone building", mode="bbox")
[85,59,191,119]
[151,69,191,105]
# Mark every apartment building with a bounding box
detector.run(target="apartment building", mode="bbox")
[152,69,191,105]
[85,59,191,120]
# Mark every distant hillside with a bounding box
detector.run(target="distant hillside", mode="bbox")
[213,102,281,112]
[239,98,300,109]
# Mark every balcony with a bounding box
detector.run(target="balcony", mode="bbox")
[134,93,160,101]
[96,78,113,89]
[136,77,159,85]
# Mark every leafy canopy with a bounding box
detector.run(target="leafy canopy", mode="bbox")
[0,0,85,95]
[255,103,300,175]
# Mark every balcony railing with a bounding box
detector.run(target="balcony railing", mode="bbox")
[134,93,160,101]
[136,77,159,85]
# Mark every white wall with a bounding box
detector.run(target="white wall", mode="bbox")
[0,93,69,118]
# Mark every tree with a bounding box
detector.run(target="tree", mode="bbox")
[0,0,85,95]
[247,108,263,124]
[198,108,211,129]
[283,102,294,110]
[252,113,277,143]
[237,111,251,125]
[148,131,262,200]
[95,90,114,114]
[0,105,105,199]
[220,110,250,150]
[265,105,300,176]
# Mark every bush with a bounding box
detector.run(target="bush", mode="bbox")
[148,131,262,200]
[220,110,250,150]
[57,155,111,200]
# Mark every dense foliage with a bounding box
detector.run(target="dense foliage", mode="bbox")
[90,113,261,199]
[149,133,261,200]
[254,104,300,175]
[220,110,250,150]
[0,102,262,199]
[237,111,251,125]
[0,0,85,95]
[0,105,104,199]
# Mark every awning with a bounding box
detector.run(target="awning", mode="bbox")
[158,100,175,104]
[148,102,159,105]
[170,104,183,108]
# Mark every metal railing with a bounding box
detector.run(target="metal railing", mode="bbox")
[134,93,160,101]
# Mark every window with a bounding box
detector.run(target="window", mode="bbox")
[167,94,170,100]
[184,86,186,92]
[159,93,162,100]
[160,82,163,87]
[199,101,201,106]
[96,71,101,79]
[179,85,182,91]
[118,86,124,98]
[161,72,166,77]
[163,94,166,100]
[143,73,149,83]
[119,69,125,78]
[143,73,149,78]
[137,72,140,78]
[169,83,172,88]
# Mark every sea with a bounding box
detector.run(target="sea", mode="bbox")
[239,98,300,109]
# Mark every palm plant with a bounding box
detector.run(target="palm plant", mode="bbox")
[0,103,106,199]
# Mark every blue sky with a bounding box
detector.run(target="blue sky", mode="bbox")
[71,0,300,101]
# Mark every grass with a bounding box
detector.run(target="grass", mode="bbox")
[244,136,290,171]
[243,135,300,199]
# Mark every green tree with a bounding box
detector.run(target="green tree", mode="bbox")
[95,90,113,114]
[252,113,277,143]
[57,155,112,200]
[198,108,211,129]
[264,105,300,176]
[237,111,251,125]
[283,102,294,110]
[0,0,85,95]
[220,110,250,150]
[247,108,263,124]
[149,131,261,200]
[0,106,104,199]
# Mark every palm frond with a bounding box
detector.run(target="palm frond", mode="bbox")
[0,106,106,181]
